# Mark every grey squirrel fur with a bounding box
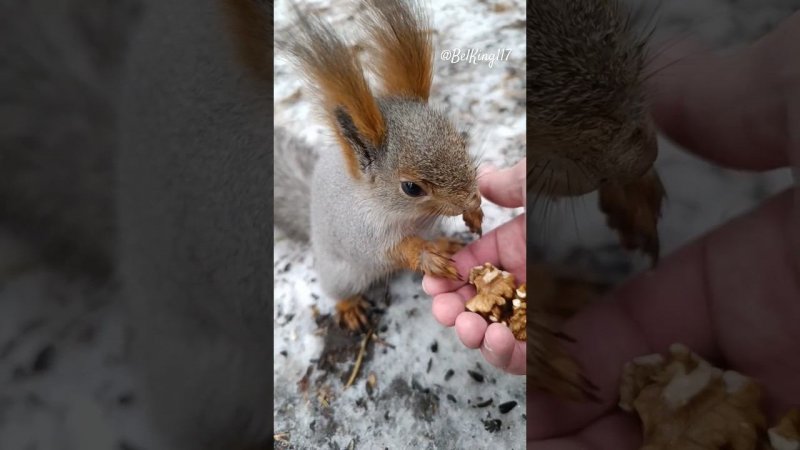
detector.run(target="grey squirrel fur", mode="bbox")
[275,0,482,322]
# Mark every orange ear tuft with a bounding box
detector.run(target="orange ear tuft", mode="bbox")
[362,0,433,102]
[285,7,385,179]
[220,0,272,82]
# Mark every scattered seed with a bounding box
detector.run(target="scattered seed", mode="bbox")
[117,393,135,406]
[447,394,457,403]
[430,341,438,353]
[426,357,432,373]
[468,370,484,383]
[475,398,493,408]
[444,369,454,381]
[32,345,54,373]
[498,401,517,414]
[482,418,502,433]
[366,372,377,396]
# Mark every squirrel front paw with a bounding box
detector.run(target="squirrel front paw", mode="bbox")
[598,168,664,264]
[335,296,370,332]
[419,239,462,280]
[391,236,463,280]
[463,207,484,237]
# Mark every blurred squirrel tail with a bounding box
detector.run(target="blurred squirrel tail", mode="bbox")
[0,0,139,276]
[273,127,318,242]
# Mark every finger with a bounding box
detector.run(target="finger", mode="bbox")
[648,14,800,170]
[528,189,798,438]
[431,292,467,326]
[530,412,641,450]
[480,323,516,369]
[505,340,527,375]
[422,214,526,295]
[423,271,473,299]
[480,326,527,375]
[478,158,526,208]
[455,312,488,349]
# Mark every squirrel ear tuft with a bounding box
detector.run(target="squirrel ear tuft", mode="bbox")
[334,107,377,173]
[285,5,386,179]
[362,0,434,102]
[220,0,272,82]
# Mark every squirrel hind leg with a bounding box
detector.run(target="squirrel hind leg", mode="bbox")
[335,295,371,332]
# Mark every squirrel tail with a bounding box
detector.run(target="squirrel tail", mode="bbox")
[273,127,319,242]
[0,1,136,276]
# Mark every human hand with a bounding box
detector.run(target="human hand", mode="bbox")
[423,158,526,375]
[528,12,800,448]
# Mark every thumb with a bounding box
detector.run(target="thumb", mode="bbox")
[478,158,526,208]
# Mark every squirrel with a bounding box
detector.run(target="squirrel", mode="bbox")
[527,0,665,261]
[526,0,666,401]
[274,0,485,330]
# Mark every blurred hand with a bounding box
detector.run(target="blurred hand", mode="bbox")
[527,12,800,448]
[423,158,526,375]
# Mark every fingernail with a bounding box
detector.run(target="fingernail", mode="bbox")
[421,278,431,295]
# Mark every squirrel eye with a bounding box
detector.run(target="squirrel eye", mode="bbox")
[401,181,425,197]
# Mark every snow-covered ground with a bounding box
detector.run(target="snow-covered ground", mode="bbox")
[0,0,798,449]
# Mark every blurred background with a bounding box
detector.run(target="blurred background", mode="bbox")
[1,0,799,449]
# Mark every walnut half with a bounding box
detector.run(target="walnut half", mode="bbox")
[465,263,526,341]
[620,344,766,450]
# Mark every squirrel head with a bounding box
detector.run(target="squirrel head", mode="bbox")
[285,0,480,217]
[527,0,658,197]
[366,100,479,219]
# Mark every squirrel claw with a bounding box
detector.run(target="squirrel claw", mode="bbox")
[419,239,463,280]
[420,250,460,280]
[335,296,370,332]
